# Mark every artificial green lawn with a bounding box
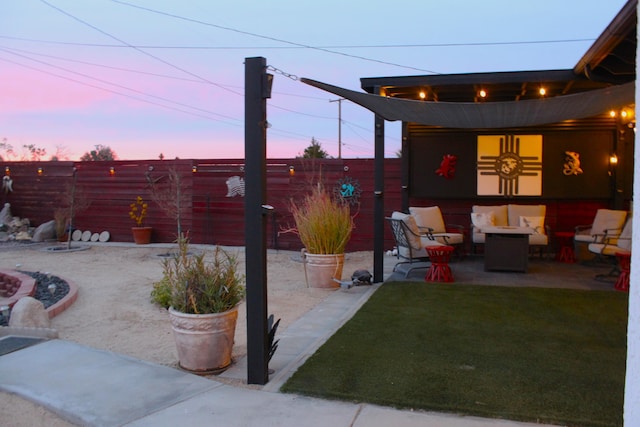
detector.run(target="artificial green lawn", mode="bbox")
[281,282,628,427]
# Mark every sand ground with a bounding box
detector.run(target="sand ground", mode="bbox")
[0,242,375,426]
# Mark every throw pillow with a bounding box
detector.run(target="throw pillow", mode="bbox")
[519,216,545,234]
[471,212,495,228]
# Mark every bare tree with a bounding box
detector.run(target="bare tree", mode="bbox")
[149,167,189,238]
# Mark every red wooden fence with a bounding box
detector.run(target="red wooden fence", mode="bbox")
[1,158,611,252]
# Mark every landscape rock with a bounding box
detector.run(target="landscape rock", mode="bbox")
[32,220,56,242]
[9,297,51,328]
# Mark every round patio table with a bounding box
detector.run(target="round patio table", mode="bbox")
[425,245,455,283]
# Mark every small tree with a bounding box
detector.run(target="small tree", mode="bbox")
[58,169,91,249]
[80,144,117,161]
[150,167,189,238]
[301,137,328,159]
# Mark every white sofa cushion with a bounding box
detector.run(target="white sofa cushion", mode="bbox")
[591,209,627,237]
[472,205,508,226]
[508,204,546,227]
[519,216,545,234]
[409,206,446,234]
[471,212,495,228]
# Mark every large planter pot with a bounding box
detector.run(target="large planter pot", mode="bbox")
[168,306,238,374]
[302,250,345,288]
[131,226,152,244]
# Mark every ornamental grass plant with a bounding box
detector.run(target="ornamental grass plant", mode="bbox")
[151,234,245,314]
[291,184,354,254]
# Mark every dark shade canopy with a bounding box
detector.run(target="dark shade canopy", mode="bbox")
[301,78,635,129]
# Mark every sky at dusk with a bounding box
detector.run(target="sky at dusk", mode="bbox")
[0,0,629,161]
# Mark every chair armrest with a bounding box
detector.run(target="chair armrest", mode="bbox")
[416,226,436,240]
[574,224,592,234]
[445,224,465,234]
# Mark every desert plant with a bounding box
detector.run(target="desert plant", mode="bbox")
[152,234,245,314]
[290,183,354,254]
[129,196,148,226]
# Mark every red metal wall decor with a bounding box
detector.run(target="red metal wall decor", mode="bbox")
[435,154,457,179]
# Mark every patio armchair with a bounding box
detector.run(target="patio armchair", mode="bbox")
[588,217,632,279]
[387,212,444,277]
[574,209,628,262]
[408,206,465,257]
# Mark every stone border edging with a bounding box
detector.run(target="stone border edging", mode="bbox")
[46,278,78,319]
[0,269,37,308]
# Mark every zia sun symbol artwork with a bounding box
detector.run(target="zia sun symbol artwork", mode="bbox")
[476,135,543,196]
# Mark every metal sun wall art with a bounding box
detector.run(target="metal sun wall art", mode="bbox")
[334,176,361,206]
[435,154,457,179]
[563,151,584,175]
[477,134,543,196]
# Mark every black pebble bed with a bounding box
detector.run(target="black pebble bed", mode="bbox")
[0,271,70,327]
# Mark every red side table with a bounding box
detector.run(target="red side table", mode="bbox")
[554,231,575,263]
[615,252,631,292]
[425,245,455,283]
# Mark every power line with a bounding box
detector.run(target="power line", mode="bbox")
[39,0,243,96]
[0,51,242,125]
[107,0,439,74]
[0,34,595,49]
[0,45,206,84]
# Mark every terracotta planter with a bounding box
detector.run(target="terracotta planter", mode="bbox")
[168,306,238,374]
[302,251,344,288]
[131,227,152,244]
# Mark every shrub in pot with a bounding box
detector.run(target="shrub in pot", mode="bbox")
[290,184,354,288]
[151,234,245,373]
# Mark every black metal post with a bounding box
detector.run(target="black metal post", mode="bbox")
[373,110,385,283]
[244,56,269,385]
[401,122,410,212]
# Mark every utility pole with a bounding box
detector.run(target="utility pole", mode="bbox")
[330,98,344,158]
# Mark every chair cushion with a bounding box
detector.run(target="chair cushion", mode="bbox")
[391,211,422,250]
[519,216,545,235]
[432,233,464,245]
[574,234,596,243]
[588,243,630,257]
[409,206,446,234]
[508,204,546,227]
[472,205,508,226]
[471,212,495,228]
[528,234,548,246]
[617,218,632,251]
[591,209,627,237]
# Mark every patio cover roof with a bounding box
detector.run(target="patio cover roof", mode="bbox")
[301,78,635,129]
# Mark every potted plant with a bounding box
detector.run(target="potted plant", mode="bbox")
[129,196,152,244]
[151,234,245,373]
[290,183,354,288]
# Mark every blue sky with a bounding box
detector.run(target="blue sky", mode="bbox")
[0,0,629,160]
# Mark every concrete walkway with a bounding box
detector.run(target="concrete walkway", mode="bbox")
[0,250,606,426]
